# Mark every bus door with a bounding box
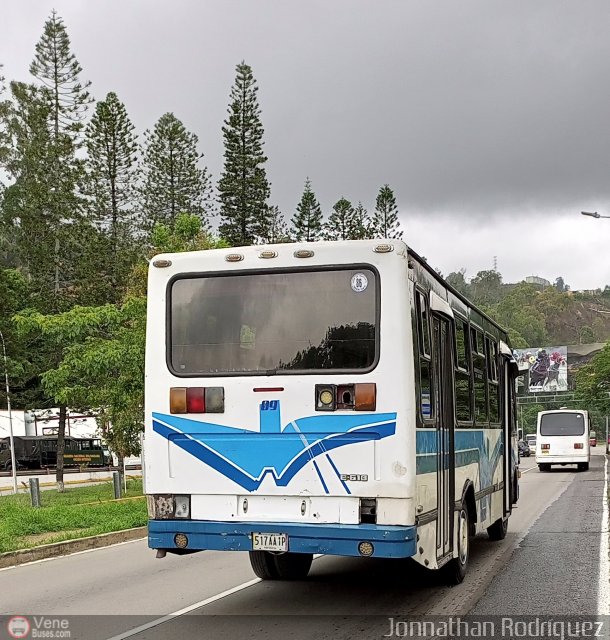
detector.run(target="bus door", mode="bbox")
[500,348,519,512]
[431,312,455,560]
[502,359,514,513]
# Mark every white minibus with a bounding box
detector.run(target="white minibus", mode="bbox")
[535,409,590,472]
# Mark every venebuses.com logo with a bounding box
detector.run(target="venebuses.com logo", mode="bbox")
[6,615,70,639]
[7,617,30,639]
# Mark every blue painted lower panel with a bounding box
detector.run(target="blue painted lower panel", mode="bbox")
[148,520,417,559]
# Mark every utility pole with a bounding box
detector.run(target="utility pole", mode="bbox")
[0,329,17,493]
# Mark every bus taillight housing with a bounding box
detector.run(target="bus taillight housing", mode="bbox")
[574,443,584,449]
[170,387,225,414]
[315,383,376,411]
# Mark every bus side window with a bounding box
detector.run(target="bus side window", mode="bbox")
[472,328,488,425]
[455,319,472,423]
[415,290,433,424]
[486,337,500,425]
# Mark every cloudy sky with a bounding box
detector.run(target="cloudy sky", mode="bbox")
[2,1,609,289]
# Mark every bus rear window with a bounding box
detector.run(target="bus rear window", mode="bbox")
[169,268,378,375]
[539,413,585,437]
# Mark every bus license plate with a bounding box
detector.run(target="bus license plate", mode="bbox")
[252,533,288,552]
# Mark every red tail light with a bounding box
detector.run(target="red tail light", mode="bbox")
[574,443,584,449]
[541,444,550,450]
[186,388,205,413]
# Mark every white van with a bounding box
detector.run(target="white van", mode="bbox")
[535,409,590,472]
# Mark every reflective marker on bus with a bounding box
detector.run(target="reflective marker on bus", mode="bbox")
[144,240,520,585]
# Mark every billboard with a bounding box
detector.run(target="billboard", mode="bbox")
[514,346,568,393]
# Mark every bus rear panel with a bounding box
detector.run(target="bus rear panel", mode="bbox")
[535,409,590,471]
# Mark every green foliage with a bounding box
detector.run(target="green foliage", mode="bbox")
[16,298,146,459]
[469,270,503,306]
[140,112,213,229]
[370,184,402,239]
[446,269,469,296]
[0,478,145,553]
[324,197,359,240]
[575,341,610,416]
[29,9,92,139]
[218,61,270,246]
[291,178,323,242]
[256,205,290,244]
[84,92,141,301]
[351,202,372,240]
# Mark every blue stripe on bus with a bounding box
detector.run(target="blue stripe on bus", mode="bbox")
[152,407,396,492]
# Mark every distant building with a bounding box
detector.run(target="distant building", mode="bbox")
[525,276,551,288]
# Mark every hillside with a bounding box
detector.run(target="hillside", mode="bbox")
[445,269,610,347]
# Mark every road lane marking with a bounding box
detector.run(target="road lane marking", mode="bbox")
[520,465,537,474]
[104,577,263,640]
[104,554,324,639]
[596,455,609,614]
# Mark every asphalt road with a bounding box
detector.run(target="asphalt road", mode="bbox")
[0,450,607,640]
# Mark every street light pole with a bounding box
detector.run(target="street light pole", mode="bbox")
[0,329,17,494]
[581,211,610,219]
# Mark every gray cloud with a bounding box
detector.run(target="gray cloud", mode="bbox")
[1,0,609,287]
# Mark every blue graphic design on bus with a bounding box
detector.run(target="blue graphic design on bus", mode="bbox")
[152,402,396,492]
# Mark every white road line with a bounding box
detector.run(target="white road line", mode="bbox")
[104,553,324,640]
[520,465,537,474]
[596,455,609,613]
[104,577,262,640]
[0,537,146,573]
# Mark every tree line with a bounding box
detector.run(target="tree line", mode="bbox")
[0,12,403,488]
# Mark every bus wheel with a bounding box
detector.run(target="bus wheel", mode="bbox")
[487,517,508,541]
[538,464,550,472]
[249,551,313,580]
[443,502,469,585]
[578,462,589,472]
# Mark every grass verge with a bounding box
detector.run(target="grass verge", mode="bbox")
[0,478,147,553]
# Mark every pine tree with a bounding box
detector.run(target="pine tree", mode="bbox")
[218,61,270,246]
[370,184,402,239]
[85,92,139,299]
[291,177,323,242]
[351,201,372,239]
[29,10,92,140]
[140,112,213,229]
[256,205,289,244]
[324,198,356,241]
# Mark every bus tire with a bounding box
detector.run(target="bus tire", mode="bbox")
[578,462,589,472]
[249,551,313,580]
[538,464,550,472]
[487,516,508,541]
[443,502,469,585]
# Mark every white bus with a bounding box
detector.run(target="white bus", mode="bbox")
[535,409,590,472]
[144,240,519,585]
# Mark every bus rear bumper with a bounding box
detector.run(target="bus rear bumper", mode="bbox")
[535,455,588,464]
[148,519,417,559]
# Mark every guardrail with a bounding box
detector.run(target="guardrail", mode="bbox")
[0,465,142,478]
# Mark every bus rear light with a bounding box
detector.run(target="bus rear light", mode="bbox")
[169,388,187,414]
[316,384,336,411]
[541,444,550,450]
[336,384,355,409]
[354,383,376,411]
[315,383,376,411]
[204,387,225,413]
[574,443,584,449]
[170,387,224,413]
[186,387,205,413]
[149,494,191,520]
